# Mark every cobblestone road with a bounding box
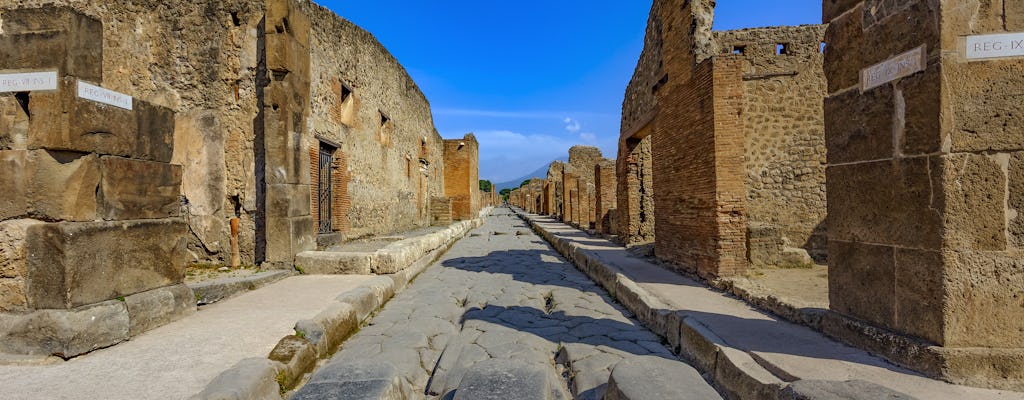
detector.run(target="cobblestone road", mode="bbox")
[294,208,689,399]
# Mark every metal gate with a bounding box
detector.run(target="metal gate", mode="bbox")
[317,143,334,234]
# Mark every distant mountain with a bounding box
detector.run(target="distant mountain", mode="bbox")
[494,158,568,191]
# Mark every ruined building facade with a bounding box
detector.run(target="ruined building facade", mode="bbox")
[619,0,828,279]
[509,146,616,235]
[0,0,479,357]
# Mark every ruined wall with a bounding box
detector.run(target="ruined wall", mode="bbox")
[303,2,444,239]
[443,134,480,221]
[546,161,565,219]
[0,0,452,265]
[566,146,605,229]
[595,160,617,235]
[713,25,828,264]
[823,0,1024,389]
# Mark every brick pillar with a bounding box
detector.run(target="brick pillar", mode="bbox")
[823,0,1024,389]
[562,172,576,224]
[595,161,617,234]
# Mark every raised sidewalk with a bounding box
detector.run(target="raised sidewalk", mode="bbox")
[515,209,1024,400]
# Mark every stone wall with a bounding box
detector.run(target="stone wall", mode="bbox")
[594,160,617,235]
[0,0,455,267]
[546,161,565,219]
[713,25,828,264]
[623,0,827,277]
[443,134,480,221]
[823,0,1024,389]
[303,1,445,240]
[0,7,192,357]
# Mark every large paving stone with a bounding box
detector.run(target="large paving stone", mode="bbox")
[292,360,408,400]
[0,299,129,358]
[604,355,722,400]
[452,358,557,400]
[24,219,187,309]
[780,380,917,400]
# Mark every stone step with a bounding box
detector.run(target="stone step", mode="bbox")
[604,356,723,400]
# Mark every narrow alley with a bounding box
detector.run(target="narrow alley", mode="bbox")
[291,208,718,399]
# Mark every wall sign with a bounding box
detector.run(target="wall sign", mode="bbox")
[861,45,927,92]
[965,32,1024,60]
[78,80,133,110]
[0,70,58,92]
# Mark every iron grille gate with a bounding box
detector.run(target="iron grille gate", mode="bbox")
[317,143,334,234]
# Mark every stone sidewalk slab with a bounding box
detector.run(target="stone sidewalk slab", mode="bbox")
[0,275,376,400]
[516,210,1024,400]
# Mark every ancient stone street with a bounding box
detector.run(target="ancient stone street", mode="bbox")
[292,208,714,399]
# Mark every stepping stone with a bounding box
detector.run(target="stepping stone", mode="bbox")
[452,359,558,400]
[291,360,408,400]
[604,355,722,400]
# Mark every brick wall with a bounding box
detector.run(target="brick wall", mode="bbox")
[595,161,617,235]
[443,134,480,220]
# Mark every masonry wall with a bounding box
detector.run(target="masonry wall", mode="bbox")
[443,134,480,221]
[594,160,617,235]
[822,0,1024,389]
[546,161,565,219]
[303,2,445,240]
[0,0,453,267]
[713,26,828,264]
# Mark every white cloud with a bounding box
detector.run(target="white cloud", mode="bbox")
[470,129,618,183]
[564,117,581,134]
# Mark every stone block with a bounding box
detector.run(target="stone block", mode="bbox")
[171,111,225,216]
[190,357,285,400]
[292,360,407,400]
[0,7,103,82]
[0,300,128,358]
[266,183,310,218]
[0,219,44,280]
[1011,153,1024,248]
[265,215,315,264]
[780,379,916,400]
[605,356,722,400]
[295,251,374,275]
[189,270,293,306]
[941,153,1007,251]
[98,156,182,220]
[26,84,175,163]
[824,86,893,164]
[295,301,357,356]
[0,278,27,312]
[268,335,316,390]
[262,96,310,186]
[453,358,556,400]
[24,219,187,309]
[0,95,29,150]
[828,240,896,329]
[944,59,1024,153]
[944,251,1024,348]
[826,158,942,249]
[335,286,379,321]
[124,284,196,337]
[0,150,29,219]
[822,0,861,23]
[823,5,864,93]
[892,248,944,345]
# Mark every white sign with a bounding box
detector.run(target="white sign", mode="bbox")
[861,45,927,91]
[0,70,58,93]
[77,80,132,110]
[966,32,1024,60]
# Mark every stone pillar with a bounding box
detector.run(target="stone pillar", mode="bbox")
[595,161,617,235]
[0,7,192,358]
[443,134,480,220]
[562,171,577,224]
[260,0,315,265]
[823,0,1024,390]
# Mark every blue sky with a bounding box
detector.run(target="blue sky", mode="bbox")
[318,1,823,182]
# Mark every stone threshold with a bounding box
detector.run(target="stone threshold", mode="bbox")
[512,208,1022,400]
[190,214,488,400]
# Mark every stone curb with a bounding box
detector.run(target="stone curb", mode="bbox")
[513,209,787,399]
[513,209,922,400]
[188,270,295,306]
[192,216,486,399]
[295,218,481,276]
